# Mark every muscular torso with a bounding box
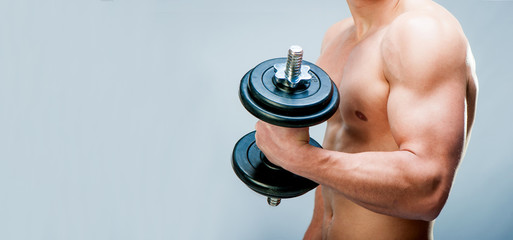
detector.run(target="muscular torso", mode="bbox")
[314,1,478,239]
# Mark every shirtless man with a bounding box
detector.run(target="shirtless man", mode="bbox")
[254,0,478,239]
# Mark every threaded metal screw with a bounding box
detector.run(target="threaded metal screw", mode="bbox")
[273,45,311,89]
[285,45,303,82]
[267,197,281,207]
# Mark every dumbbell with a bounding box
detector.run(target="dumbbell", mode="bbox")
[232,46,339,206]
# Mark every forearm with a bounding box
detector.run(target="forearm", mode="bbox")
[289,145,449,221]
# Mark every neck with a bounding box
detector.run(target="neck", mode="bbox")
[346,0,402,39]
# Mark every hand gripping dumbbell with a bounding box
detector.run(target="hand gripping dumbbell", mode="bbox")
[232,46,339,206]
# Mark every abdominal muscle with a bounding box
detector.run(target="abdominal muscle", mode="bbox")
[319,122,433,240]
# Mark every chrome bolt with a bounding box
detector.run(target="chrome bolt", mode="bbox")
[267,197,281,207]
[274,45,312,89]
[285,45,303,81]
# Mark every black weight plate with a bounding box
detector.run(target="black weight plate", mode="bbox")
[239,71,339,128]
[232,131,320,199]
[249,58,333,116]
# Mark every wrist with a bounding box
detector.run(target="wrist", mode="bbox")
[285,143,326,178]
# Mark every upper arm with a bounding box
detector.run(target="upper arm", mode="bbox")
[382,13,468,176]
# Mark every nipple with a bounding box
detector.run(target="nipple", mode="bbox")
[355,111,368,121]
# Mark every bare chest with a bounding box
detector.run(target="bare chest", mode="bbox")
[317,32,394,150]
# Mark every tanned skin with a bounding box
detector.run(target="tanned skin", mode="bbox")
[254,0,478,239]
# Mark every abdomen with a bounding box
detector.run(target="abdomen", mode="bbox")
[323,186,433,240]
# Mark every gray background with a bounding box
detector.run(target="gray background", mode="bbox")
[0,0,511,239]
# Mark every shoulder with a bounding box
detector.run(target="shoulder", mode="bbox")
[321,18,354,53]
[382,10,468,82]
[384,10,467,53]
